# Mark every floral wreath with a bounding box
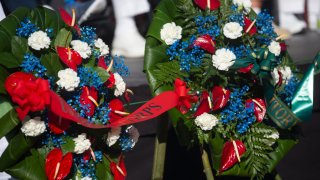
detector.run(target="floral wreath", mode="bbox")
[0,7,139,180]
[145,0,318,179]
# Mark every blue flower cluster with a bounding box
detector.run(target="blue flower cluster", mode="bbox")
[166,36,205,71]
[112,55,130,77]
[119,133,135,152]
[256,11,277,45]
[279,76,300,106]
[229,14,244,26]
[74,155,97,179]
[45,28,54,38]
[80,26,97,45]
[16,18,39,38]
[78,67,103,89]
[67,94,111,125]
[20,53,47,77]
[236,102,255,134]
[228,45,251,59]
[195,15,220,37]
[220,86,256,134]
[42,132,66,148]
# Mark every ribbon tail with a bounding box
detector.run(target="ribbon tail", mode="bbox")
[291,64,314,122]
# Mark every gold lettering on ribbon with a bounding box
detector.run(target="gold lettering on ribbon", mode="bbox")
[267,96,300,129]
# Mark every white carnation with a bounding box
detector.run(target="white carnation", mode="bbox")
[195,113,219,131]
[271,68,280,85]
[264,131,279,146]
[56,68,80,91]
[94,38,109,56]
[21,116,46,136]
[223,22,243,39]
[114,73,126,97]
[71,40,91,59]
[73,133,91,154]
[160,22,182,45]
[212,48,236,71]
[106,127,121,147]
[268,41,281,56]
[81,177,92,180]
[271,66,292,85]
[28,31,51,50]
[126,126,139,148]
[233,0,252,12]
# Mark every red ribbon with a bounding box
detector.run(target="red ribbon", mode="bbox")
[5,73,196,128]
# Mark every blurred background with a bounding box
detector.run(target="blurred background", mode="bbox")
[0,0,320,179]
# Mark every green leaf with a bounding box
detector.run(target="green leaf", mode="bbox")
[11,36,29,61]
[54,28,72,48]
[94,67,110,83]
[0,66,9,94]
[40,52,64,77]
[0,132,38,171]
[95,156,114,180]
[0,98,20,139]
[61,136,75,154]
[6,149,47,180]
[0,52,21,68]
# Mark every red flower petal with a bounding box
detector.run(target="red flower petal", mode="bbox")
[98,56,108,69]
[109,99,125,124]
[194,91,211,117]
[220,140,246,172]
[57,47,82,71]
[211,86,230,111]
[244,17,257,36]
[194,0,221,10]
[80,86,98,116]
[193,34,216,54]
[59,8,81,34]
[48,112,72,134]
[280,42,287,52]
[110,156,127,180]
[45,148,73,180]
[238,64,254,73]
[246,98,266,122]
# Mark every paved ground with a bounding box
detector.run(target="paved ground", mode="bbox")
[123,31,320,180]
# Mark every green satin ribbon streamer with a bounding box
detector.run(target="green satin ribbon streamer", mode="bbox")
[265,52,320,129]
[291,52,320,122]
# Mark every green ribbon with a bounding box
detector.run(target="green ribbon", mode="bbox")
[265,52,320,129]
[231,48,277,78]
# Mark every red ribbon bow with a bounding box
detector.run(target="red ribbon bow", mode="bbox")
[5,72,51,120]
[174,78,197,114]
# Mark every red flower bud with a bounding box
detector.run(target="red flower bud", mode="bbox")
[194,91,211,117]
[110,155,127,180]
[280,42,287,52]
[109,99,125,123]
[194,0,221,10]
[211,86,230,111]
[98,57,116,88]
[220,140,246,172]
[246,98,266,122]
[57,47,82,71]
[244,17,257,36]
[193,34,216,54]
[45,148,73,180]
[80,86,98,116]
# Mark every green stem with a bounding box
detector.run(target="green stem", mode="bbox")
[152,115,169,180]
[64,30,72,47]
[201,148,214,180]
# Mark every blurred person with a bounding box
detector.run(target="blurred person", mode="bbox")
[278,0,307,34]
[65,0,150,58]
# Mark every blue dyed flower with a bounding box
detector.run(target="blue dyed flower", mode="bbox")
[77,67,103,89]
[20,53,47,77]
[279,76,300,106]
[119,126,139,152]
[80,26,97,45]
[256,11,277,45]
[16,18,39,38]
